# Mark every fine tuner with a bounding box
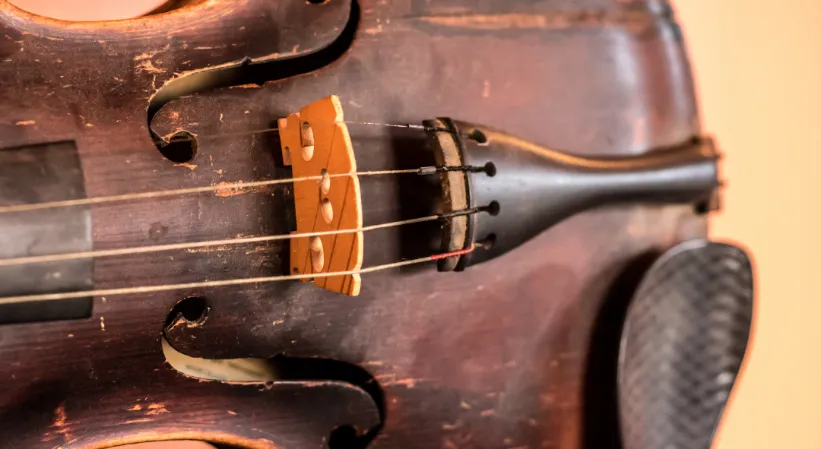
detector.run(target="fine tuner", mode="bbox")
[0,95,719,304]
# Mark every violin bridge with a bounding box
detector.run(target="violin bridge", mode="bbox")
[278,95,363,296]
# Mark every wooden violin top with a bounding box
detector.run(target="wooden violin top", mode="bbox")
[0,1,705,448]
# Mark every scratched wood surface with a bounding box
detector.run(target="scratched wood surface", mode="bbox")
[0,0,705,448]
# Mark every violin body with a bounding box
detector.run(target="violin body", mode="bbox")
[0,0,706,448]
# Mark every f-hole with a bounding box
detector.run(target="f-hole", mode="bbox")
[161,339,383,448]
[148,0,360,161]
[162,299,384,448]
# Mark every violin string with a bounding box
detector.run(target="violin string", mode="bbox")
[0,119,476,304]
[0,208,484,267]
[0,244,477,306]
[192,120,443,141]
[0,166,481,215]
[0,119,467,213]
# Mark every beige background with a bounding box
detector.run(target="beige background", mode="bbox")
[7,0,821,448]
[674,1,821,449]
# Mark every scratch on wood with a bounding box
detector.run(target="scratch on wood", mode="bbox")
[175,162,197,170]
[137,60,164,74]
[364,24,383,35]
[227,410,238,415]
[51,403,72,441]
[53,404,67,427]
[128,404,143,411]
[244,245,269,255]
[418,10,656,30]
[146,403,169,415]
[379,377,418,388]
[480,409,496,417]
[99,316,105,331]
[186,245,232,254]
[134,47,166,61]
[14,120,35,126]
[123,418,154,424]
[215,181,249,197]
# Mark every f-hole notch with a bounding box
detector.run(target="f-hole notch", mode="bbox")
[158,131,198,163]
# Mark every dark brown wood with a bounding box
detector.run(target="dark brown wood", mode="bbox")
[0,0,706,448]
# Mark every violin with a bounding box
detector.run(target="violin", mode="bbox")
[0,1,754,448]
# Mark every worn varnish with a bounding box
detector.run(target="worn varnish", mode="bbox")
[0,0,704,448]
